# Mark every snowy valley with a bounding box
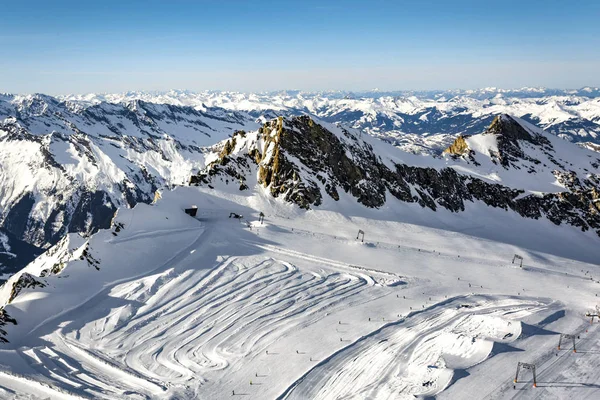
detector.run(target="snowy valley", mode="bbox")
[0,91,600,399]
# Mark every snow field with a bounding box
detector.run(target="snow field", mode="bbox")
[1,187,600,399]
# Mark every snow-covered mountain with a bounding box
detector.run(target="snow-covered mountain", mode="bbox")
[62,88,600,153]
[1,112,600,398]
[192,114,600,238]
[2,89,600,284]
[0,94,259,255]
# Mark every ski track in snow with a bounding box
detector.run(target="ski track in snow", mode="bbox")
[2,187,600,399]
[280,296,549,400]
[255,243,406,287]
[3,224,388,398]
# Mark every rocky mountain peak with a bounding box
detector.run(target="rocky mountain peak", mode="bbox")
[192,115,600,237]
[485,114,535,143]
[443,114,556,169]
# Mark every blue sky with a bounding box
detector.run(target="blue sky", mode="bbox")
[1,0,599,94]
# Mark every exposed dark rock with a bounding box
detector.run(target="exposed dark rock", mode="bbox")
[192,115,600,237]
[7,272,46,304]
[69,191,118,235]
[0,308,17,343]
[485,115,553,168]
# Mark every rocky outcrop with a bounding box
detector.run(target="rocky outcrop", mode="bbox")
[7,273,46,304]
[581,142,600,153]
[443,135,470,157]
[0,308,17,343]
[485,115,553,168]
[192,115,600,237]
[443,135,480,165]
[192,117,326,208]
[486,114,535,143]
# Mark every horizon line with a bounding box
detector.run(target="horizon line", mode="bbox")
[3,85,600,98]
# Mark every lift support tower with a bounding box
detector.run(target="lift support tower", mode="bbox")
[514,362,537,388]
[558,333,577,352]
[356,229,365,243]
[512,254,524,267]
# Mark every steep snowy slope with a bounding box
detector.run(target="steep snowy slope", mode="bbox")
[0,94,259,253]
[1,184,600,399]
[444,115,600,192]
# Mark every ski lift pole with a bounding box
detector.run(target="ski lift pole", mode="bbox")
[514,362,537,388]
[512,254,523,267]
[357,229,365,243]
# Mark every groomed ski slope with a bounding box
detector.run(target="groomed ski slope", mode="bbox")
[1,186,600,399]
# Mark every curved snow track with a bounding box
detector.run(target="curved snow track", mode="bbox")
[280,296,550,400]
[0,219,392,399]
[1,203,596,399]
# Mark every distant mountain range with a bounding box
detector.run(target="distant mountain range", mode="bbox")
[61,87,600,154]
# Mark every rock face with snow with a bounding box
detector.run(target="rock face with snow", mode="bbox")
[0,232,85,343]
[5,272,46,305]
[193,114,600,236]
[0,94,258,254]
